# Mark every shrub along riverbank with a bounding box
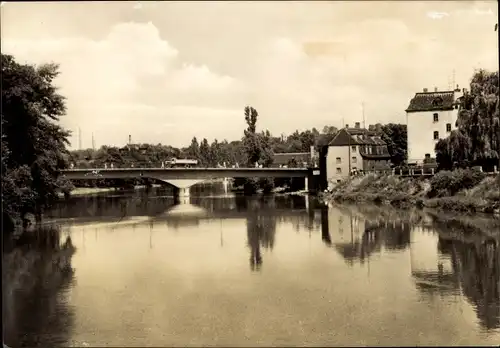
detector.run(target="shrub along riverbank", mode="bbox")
[322,169,500,214]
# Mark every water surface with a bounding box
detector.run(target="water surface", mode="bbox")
[3,184,500,346]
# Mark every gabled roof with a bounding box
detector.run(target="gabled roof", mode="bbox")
[328,128,388,147]
[328,128,364,146]
[328,128,391,159]
[406,91,457,112]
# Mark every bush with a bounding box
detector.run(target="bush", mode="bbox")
[243,178,259,195]
[258,177,275,194]
[428,169,486,198]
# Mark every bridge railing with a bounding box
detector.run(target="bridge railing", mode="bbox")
[351,167,499,178]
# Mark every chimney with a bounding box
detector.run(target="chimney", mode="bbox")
[434,87,438,92]
[355,122,360,129]
[423,88,428,93]
[128,134,132,144]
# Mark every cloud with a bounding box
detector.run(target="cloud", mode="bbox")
[244,14,497,133]
[168,64,240,94]
[426,11,450,20]
[133,2,143,10]
[2,21,242,148]
[1,2,498,148]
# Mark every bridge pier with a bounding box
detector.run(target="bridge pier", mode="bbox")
[174,187,190,198]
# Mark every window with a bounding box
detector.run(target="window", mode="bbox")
[336,157,341,164]
[446,123,452,132]
[351,146,356,152]
[336,180,341,183]
[433,113,439,122]
[433,131,439,140]
[352,156,357,163]
[352,166,357,171]
[336,167,342,174]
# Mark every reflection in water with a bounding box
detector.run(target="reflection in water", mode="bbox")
[320,208,411,265]
[3,226,76,347]
[5,186,500,345]
[246,198,277,271]
[320,204,500,333]
[437,236,500,330]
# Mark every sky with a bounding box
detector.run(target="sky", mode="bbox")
[1,1,498,149]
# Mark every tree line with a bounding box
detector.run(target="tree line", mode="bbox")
[69,122,408,169]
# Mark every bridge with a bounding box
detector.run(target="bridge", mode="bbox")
[61,167,320,197]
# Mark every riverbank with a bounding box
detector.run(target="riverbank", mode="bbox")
[321,169,500,214]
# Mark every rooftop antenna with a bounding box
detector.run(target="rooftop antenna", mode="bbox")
[452,69,456,91]
[78,127,82,150]
[362,102,366,129]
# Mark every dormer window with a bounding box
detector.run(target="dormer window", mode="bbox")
[433,113,439,122]
[432,97,443,106]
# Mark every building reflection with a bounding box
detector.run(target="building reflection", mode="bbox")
[321,205,499,331]
[426,232,499,331]
[3,226,76,347]
[320,206,411,265]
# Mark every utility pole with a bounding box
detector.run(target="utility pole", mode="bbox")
[92,132,95,150]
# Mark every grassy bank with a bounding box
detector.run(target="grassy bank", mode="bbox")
[57,187,117,198]
[322,169,500,214]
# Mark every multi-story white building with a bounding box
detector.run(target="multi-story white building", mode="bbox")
[325,122,391,185]
[405,86,464,165]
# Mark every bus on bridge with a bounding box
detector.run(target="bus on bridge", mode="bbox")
[163,158,198,168]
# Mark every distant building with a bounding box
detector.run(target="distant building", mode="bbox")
[272,152,310,168]
[325,122,391,184]
[272,146,317,168]
[405,86,464,165]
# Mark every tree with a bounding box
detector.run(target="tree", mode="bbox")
[380,123,407,166]
[2,54,72,228]
[199,138,211,167]
[435,130,473,170]
[187,137,200,160]
[436,69,499,170]
[243,106,261,166]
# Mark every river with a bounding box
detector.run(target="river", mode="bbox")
[3,183,500,347]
